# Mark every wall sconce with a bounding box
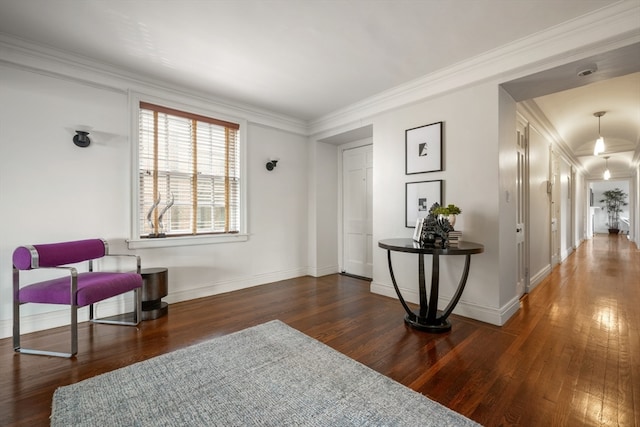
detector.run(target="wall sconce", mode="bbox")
[265,159,279,171]
[73,130,91,147]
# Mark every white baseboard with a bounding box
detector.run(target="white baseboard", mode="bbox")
[529,264,551,292]
[164,267,308,304]
[2,297,134,340]
[2,268,309,339]
[306,264,340,278]
[370,280,516,326]
[497,296,521,325]
[560,246,574,263]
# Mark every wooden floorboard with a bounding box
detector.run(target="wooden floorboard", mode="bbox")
[1,234,638,426]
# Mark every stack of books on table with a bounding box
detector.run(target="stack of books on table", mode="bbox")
[448,231,462,246]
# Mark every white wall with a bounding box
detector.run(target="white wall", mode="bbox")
[574,170,586,247]
[306,140,339,276]
[527,125,552,289]
[634,166,640,246]
[370,82,509,325]
[498,88,518,311]
[560,157,573,260]
[0,64,310,338]
[0,67,132,331]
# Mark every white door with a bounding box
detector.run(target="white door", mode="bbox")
[342,145,373,278]
[516,118,529,296]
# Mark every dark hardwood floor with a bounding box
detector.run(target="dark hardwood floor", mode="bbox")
[1,234,638,426]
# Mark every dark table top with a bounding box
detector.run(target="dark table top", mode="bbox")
[378,238,484,255]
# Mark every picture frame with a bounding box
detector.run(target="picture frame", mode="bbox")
[405,180,443,228]
[412,217,424,242]
[405,121,443,174]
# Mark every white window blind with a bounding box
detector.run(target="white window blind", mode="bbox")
[138,102,240,238]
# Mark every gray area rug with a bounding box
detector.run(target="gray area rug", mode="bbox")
[51,320,480,426]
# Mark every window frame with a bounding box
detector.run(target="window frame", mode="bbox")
[127,92,248,249]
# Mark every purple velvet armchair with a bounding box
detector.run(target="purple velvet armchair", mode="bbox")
[13,238,143,358]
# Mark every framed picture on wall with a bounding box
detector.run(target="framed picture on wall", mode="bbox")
[405,179,443,227]
[405,121,443,174]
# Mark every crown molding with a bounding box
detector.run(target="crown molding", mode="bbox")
[632,143,640,168]
[309,1,640,136]
[517,101,638,180]
[0,34,308,136]
[518,100,587,175]
[1,1,638,139]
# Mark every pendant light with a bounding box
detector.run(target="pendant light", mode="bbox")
[603,156,611,180]
[593,111,606,156]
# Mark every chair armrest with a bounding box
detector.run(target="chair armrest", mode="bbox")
[14,266,79,305]
[20,265,78,276]
[103,254,141,274]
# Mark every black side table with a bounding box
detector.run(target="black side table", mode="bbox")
[378,238,484,332]
[140,267,168,320]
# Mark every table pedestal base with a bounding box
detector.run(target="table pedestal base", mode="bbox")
[141,300,169,321]
[379,238,484,334]
[404,311,451,332]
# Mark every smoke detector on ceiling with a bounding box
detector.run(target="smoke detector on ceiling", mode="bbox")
[577,64,597,77]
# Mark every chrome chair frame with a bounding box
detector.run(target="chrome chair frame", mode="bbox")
[13,239,142,358]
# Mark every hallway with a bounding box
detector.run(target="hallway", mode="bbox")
[498,233,639,425]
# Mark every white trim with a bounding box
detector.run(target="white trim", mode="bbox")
[561,246,575,262]
[518,101,587,176]
[496,296,522,326]
[164,267,308,304]
[2,267,307,339]
[529,264,552,292]
[127,233,249,249]
[5,297,132,340]
[3,307,77,339]
[306,265,340,278]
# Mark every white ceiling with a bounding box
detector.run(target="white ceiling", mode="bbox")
[501,37,640,180]
[532,72,640,180]
[0,0,638,178]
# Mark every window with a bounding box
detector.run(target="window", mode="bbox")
[137,101,241,241]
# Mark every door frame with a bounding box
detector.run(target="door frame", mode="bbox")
[516,114,531,295]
